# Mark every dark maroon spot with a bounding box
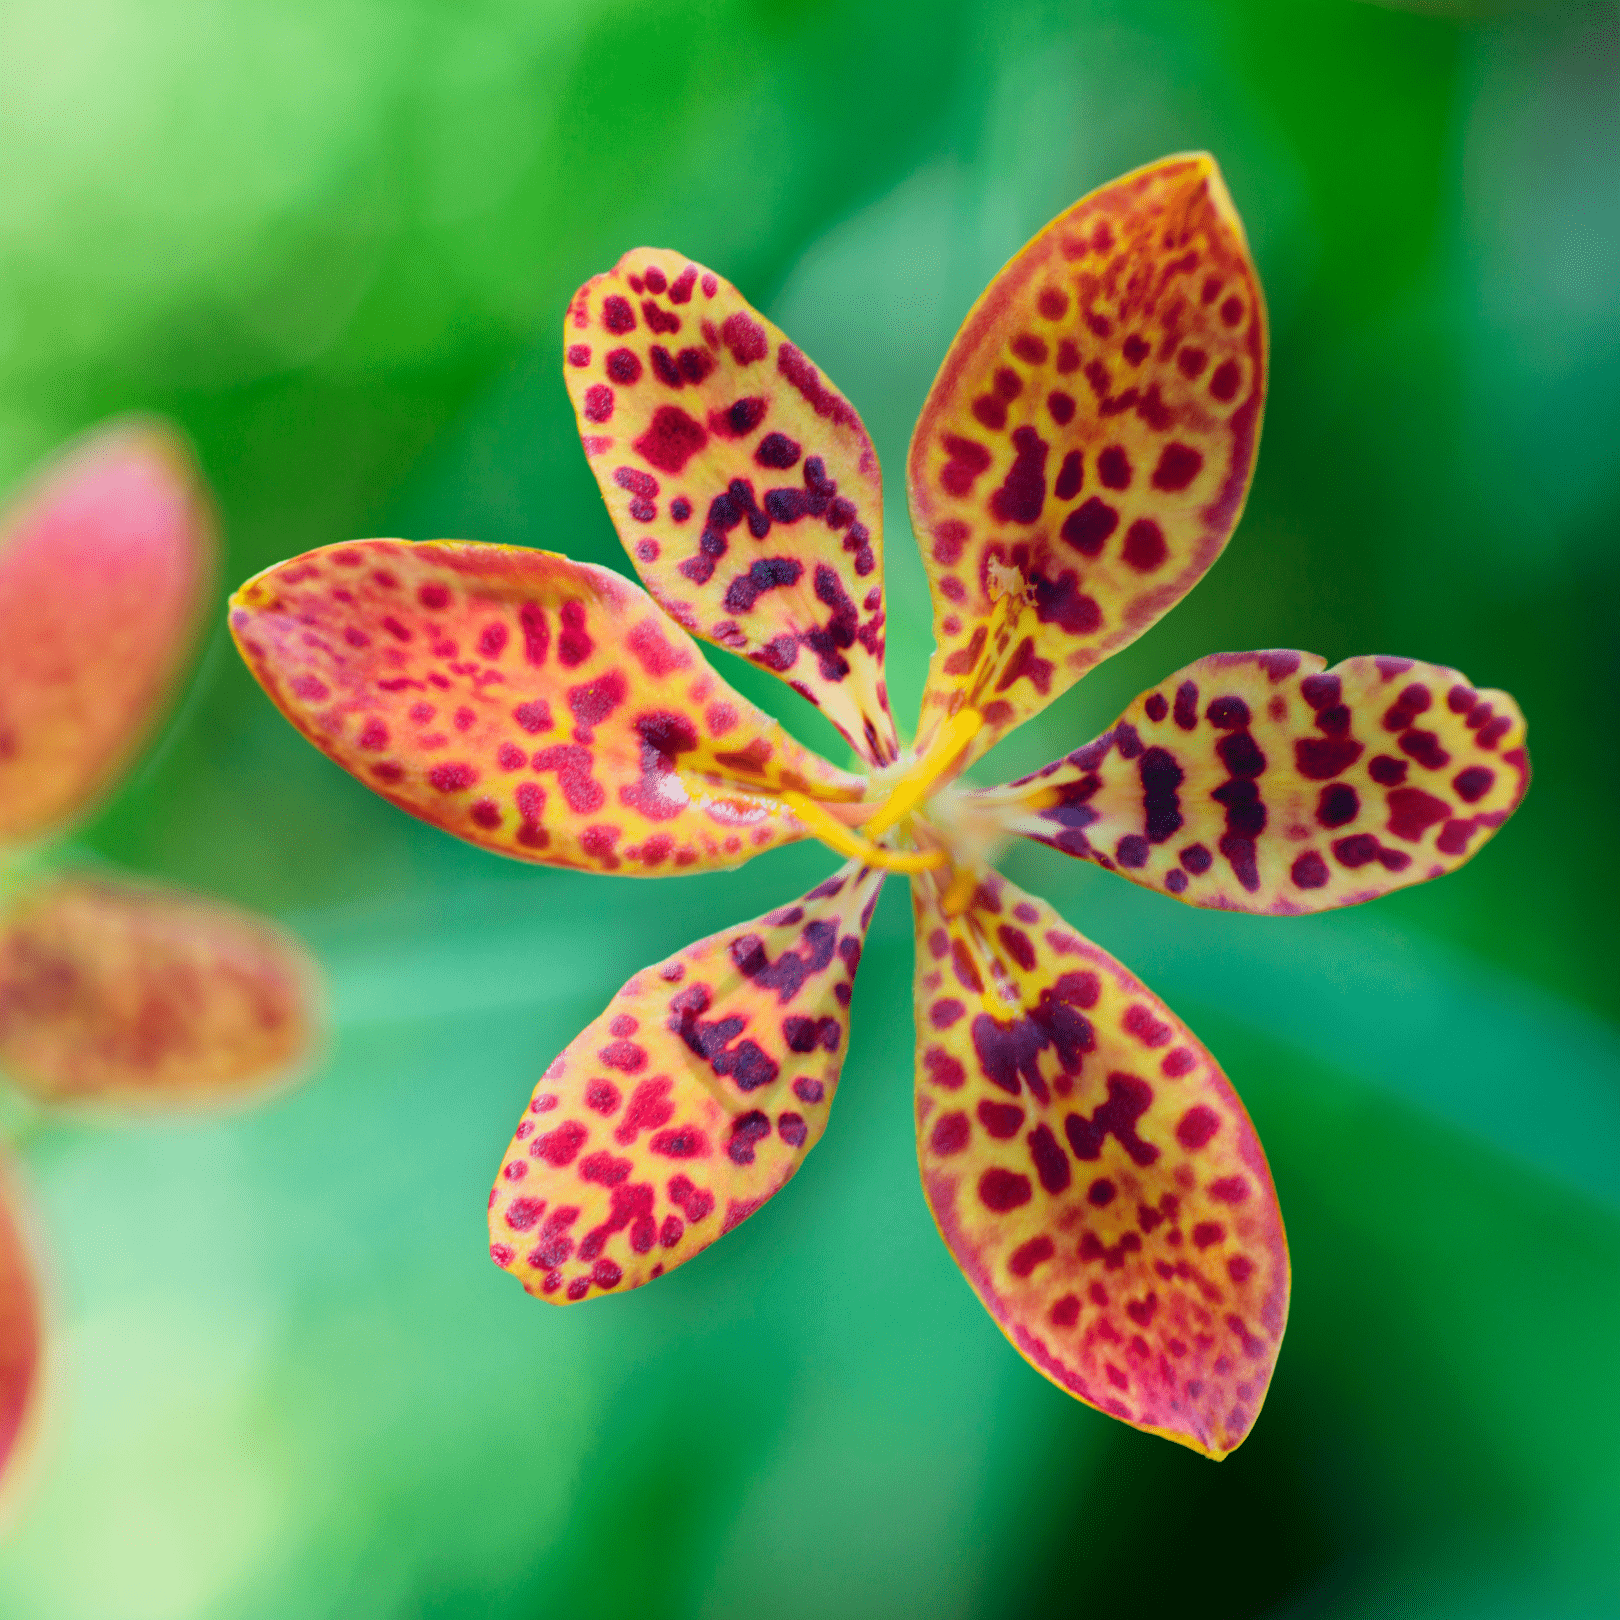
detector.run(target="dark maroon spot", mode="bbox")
[996,925,1036,971]
[1382,683,1432,732]
[1028,1124,1071,1194]
[1038,288,1069,320]
[777,1112,808,1148]
[755,431,800,469]
[429,763,476,793]
[1399,729,1451,770]
[1009,1235,1055,1277]
[1173,681,1199,730]
[1060,497,1118,556]
[1207,696,1250,730]
[1116,834,1149,869]
[939,434,992,496]
[1097,446,1132,489]
[1064,1073,1159,1167]
[566,344,590,367]
[1369,754,1408,786]
[513,700,553,734]
[978,1169,1033,1212]
[1209,359,1240,401]
[1177,346,1207,378]
[930,1112,970,1155]
[1053,450,1083,501]
[1291,851,1329,889]
[634,406,708,474]
[1453,766,1494,803]
[1011,333,1048,364]
[557,600,593,666]
[1295,737,1363,780]
[602,294,635,333]
[1316,782,1359,827]
[1192,1222,1225,1250]
[1207,1176,1250,1204]
[606,348,642,384]
[723,556,803,613]
[1047,391,1076,426]
[1175,1105,1219,1151]
[1180,843,1212,874]
[1145,694,1168,723]
[989,426,1049,524]
[978,1101,1024,1140]
[720,312,767,364]
[567,669,626,728]
[519,602,549,666]
[1087,1178,1116,1208]
[1122,518,1167,572]
[1151,443,1203,492]
[1387,787,1450,841]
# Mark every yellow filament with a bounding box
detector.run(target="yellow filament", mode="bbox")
[941,865,979,916]
[783,793,947,873]
[862,709,983,838]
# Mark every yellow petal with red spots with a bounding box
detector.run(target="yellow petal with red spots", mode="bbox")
[974,651,1528,914]
[489,861,883,1302]
[912,865,1287,1458]
[0,419,215,842]
[907,154,1266,767]
[231,540,865,876]
[0,1158,41,1492]
[563,250,898,767]
[0,874,318,1108]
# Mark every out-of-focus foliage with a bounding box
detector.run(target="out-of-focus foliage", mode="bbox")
[0,0,1614,1615]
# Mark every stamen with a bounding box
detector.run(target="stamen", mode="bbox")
[941,864,979,916]
[783,793,947,873]
[862,709,982,838]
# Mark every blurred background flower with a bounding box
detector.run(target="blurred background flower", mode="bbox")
[0,421,322,1511]
[0,0,1613,1616]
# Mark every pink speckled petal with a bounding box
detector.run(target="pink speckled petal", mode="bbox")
[564,250,898,767]
[0,874,320,1108]
[489,861,884,1302]
[0,419,215,842]
[972,651,1529,913]
[907,154,1265,769]
[230,540,865,876]
[0,1158,40,1493]
[912,864,1287,1458]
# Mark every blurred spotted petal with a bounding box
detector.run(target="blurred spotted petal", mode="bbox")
[975,651,1529,914]
[489,861,883,1301]
[563,250,898,767]
[0,419,215,842]
[907,154,1265,767]
[912,866,1287,1458]
[231,540,865,877]
[0,1158,40,1492]
[0,875,318,1107]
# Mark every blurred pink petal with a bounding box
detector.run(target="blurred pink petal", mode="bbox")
[0,875,320,1108]
[0,1157,41,1494]
[0,420,216,842]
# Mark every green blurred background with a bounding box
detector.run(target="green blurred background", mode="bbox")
[1,0,1617,1614]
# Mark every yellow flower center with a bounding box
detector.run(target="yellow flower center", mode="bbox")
[782,707,982,876]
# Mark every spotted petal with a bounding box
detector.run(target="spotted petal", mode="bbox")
[0,1158,41,1492]
[231,540,865,876]
[0,874,319,1107]
[489,861,883,1302]
[975,651,1529,914]
[912,865,1287,1457]
[0,419,215,842]
[908,154,1265,767]
[564,250,898,767]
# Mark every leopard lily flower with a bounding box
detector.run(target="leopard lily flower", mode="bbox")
[229,155,1528,1458]
[0,421,322,1492]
